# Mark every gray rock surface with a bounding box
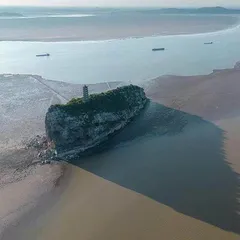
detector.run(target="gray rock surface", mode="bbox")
[45,85,148,159]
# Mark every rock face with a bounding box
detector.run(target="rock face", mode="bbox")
[45,85,148,159]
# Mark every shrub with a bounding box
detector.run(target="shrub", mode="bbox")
[51,85,144,116]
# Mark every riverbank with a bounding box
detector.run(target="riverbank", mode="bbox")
[1,63,240,239]
[0,74,121,239]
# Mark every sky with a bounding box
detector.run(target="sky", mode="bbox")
[0,0,240,7]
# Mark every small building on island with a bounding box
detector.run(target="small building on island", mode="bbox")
[83,85,89,102]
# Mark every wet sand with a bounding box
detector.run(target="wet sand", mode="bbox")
[1,64,240,239]
[25,167,239,240]
[0,74,121,238]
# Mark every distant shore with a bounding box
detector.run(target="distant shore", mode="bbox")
[1,62,240,239]
[0,14,238,42]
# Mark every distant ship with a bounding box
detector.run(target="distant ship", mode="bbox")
[36,53,50,57]
[152,48,165,51]
[204,42,213,45]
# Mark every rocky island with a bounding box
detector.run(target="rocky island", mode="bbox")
[45,85,148,160]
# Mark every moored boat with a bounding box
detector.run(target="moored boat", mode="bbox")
[36,53,50,57]
[152,48,165,51]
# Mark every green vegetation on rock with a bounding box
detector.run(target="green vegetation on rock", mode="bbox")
[51,85,145,116]
[45,84,148,157]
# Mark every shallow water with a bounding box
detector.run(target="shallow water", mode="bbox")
[0,8,240,84]
[62,102,240,233]
[0,28,239,84]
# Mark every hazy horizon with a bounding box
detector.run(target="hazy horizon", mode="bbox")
[0,0,240,8]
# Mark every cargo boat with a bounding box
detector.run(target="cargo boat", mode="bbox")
[36,53,50,57]
[152,48,165,51]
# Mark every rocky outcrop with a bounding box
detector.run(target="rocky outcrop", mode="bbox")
[45,85,148,160]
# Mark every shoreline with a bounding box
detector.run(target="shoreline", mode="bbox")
[0,15,239,43]
[0,24,238,43]
[1,62,240,239]
[1,60,240,89]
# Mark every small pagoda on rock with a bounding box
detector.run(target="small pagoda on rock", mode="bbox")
[83,85,89,102]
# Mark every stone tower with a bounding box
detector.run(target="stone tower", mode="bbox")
[83,85,89,102]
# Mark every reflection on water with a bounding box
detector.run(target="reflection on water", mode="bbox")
[72,102,240,233]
